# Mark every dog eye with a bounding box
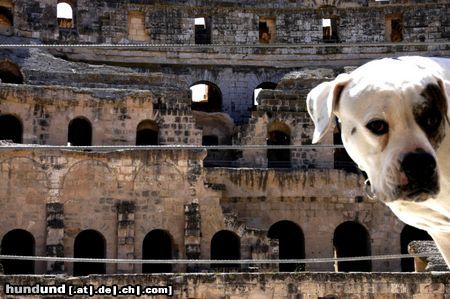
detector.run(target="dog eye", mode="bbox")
[366,119,389,136]
[426,116,439,128]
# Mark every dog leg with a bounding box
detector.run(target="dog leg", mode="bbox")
[428,231,450,268]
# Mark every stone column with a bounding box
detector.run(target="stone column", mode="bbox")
[116,201,135,273]
[184,201,201,272]
[46,203,64,274]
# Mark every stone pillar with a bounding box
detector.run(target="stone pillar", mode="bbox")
[46,203,64,274]
[184,201,201,272]
[116,201,135,273]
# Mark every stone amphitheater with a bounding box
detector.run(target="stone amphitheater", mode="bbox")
[0,0,449,297]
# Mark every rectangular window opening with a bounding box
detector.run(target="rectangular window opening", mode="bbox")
[195,17,211,44]
[322,18,338,42]
[259,16,276,44]
[385,14,403,42]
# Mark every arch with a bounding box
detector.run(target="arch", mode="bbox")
[57,2,73,29]
[210,230,240,270]
[267,121,291,168]
[202,134,221,167]
[190,81,222,113]
[0,6,13,27]
[268,220,305,272]
[333,221,371,272]
[0,114,22,143]
[0,60,24,84]
[202,135,219,146]
[61,159,118,192]
[253,82,277,106]
[136,120,159,145]
[73,229,106,276]
[132,161,186,193]
[68,117,92,146]
[1,229,35,274]
[142,229,173,273]
[400,225,432,272]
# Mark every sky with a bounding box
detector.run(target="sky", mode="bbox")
[57,3,72,19]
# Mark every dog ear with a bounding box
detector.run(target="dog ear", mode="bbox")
[307,73,351,143]
[434,76,450,125]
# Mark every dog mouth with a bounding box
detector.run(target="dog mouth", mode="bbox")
[395,181,439,202]
[404,188,438,202]
[367,177,439,203]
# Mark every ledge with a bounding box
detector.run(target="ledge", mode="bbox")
[1,272,449,298]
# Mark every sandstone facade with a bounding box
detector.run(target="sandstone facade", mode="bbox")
[0,0,449,293]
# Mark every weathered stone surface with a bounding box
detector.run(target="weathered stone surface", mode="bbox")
[408,241,449,272]
[1,272,450,298]
[3,1,450,125]
[0,0,448,282]
[0,148,405,274]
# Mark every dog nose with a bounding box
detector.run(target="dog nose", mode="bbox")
[401,151,437,183]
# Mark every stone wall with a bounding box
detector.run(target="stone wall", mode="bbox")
[235,69,340,168]
[0,149,205,274]
[0,148,408,274]
[1,272,449,298]
[0,0,447,282]
[8,1,450,44]
[0,83,202,145]
[43,43,450,123]
[204,167,405,272]
[2,1,450,125]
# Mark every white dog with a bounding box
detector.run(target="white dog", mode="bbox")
[307,56,450,268]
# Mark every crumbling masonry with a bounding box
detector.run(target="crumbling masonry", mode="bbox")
[0,0,449,296]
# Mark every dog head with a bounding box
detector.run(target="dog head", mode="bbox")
[307,58,450,203]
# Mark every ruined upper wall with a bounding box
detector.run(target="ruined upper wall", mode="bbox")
[4,0,449,44]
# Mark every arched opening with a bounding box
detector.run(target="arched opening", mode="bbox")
[0,60,24,84]
[73,230,106,276]
[0,6,13,35]
[268,220,305,272]
[136,120,159,145]
[253,82,277,106]
[202,135,219,146]
[211,230,240,270]
[1,229,35,274]
[190,81,222,113]
[333,123,357,173]
[142,229,173,273]
[267,122,291,168]
[202,135,221,167]
[0,114,22,143]
[68,117,92,146]
[401,225,432,272]
[333,221,371,272]
[57,2,73,29]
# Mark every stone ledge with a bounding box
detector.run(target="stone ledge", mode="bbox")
[1,272,449,298]
[408,240,449,272]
